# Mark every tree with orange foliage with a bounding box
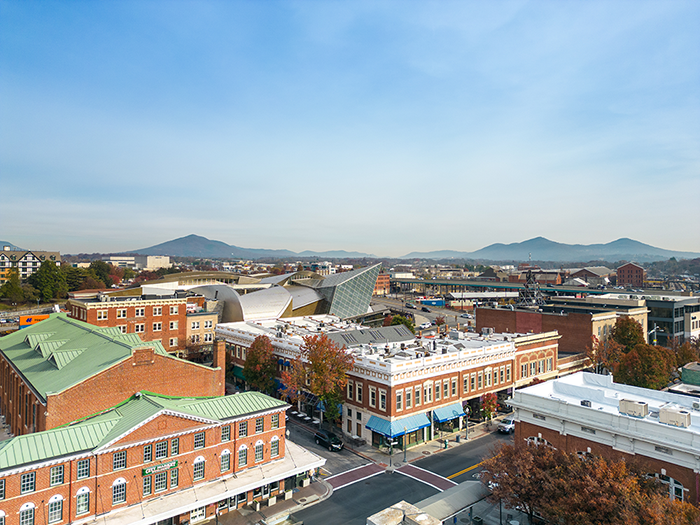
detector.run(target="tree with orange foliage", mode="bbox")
[281,334,354,425]
[586,335,624,374]
[481,443,700,525]
[243,335,277,395]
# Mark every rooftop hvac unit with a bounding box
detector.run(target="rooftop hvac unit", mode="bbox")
[692,401,700,411]
[659,407,691,428]
[581,400,592,408]
[619,399,649,418]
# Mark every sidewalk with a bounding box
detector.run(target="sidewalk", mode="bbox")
[210,415,508,525]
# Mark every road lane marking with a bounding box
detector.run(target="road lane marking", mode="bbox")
[447,460,483,480]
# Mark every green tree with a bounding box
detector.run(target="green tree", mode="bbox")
[616,343,675,390]
[611,317,646,353]
[242,335,278,395]
[0,269,24,303]
[390,314,415,333]
[28,260,67,302]
[21,283,39,303]
[62,266,89,292]
[89,260,113,287]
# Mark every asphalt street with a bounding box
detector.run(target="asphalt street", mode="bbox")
[292,471,439,525]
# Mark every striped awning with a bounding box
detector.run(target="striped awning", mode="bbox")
[365,413,431,438]
[433,402,467,423]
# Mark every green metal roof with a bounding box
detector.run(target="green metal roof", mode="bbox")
[0,391,287,472]
[0,313,170,402]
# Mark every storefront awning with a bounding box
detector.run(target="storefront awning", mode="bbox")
[231,366,245,380]
[433,402,467,423]
[365,413,431,439]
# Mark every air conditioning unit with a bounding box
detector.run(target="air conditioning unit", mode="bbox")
[659,407,691,428]
[692,401,700,411]
[581,400,592,408]
[619,399,649,418]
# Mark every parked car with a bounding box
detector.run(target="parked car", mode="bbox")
[419,322,432,330]
[315,430,344,452]
[460,313,473,319]
[497,418,516,434]
[421,306,431,312]
[406,303,416,309]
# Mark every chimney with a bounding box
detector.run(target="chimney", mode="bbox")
[213,339,226,373]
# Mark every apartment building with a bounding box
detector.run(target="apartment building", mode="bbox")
[0,248,61,285]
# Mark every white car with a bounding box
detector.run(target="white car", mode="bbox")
[419,322,432,330]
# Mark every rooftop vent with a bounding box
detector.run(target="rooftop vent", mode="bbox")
[581,400,592,408]
[619,399,649,418]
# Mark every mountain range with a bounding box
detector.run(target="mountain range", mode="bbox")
[400,237,700,262]
[133,234,377,259]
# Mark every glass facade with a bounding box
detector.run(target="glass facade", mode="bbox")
[315,264,380,319]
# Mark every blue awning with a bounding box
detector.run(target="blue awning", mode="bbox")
[278,358,284,365]
[433,402,467,423]
[365,413,431,438]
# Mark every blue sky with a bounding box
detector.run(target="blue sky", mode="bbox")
[1,0,698,257]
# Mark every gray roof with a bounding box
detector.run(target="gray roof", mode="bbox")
[326,324,414,348]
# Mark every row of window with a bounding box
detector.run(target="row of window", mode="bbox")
[4,460,89,499]
[520,358,553,379]
[97,305,181,320]
[190,320,213,329]
[5,498,66,525]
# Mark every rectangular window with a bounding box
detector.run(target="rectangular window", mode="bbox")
[171,438,179,456]
[271,439,279,457]
[379,390,387,411]
[135,307,145,317]
[255,443,264,462]
[154,471,167,492]
[451,379,457,396]
[135,323,145,333]
[369,387,377,408]
[113,483,126,504]
[50,465,64,486]
[20,472,35,494]
[444,380,449,398]
[222,425,231,441]
[547,358,553,371]
[478,373,483,390]
[204,333,213,343]
[191,334,200,343]
[356,382,363,402]
[405,389,412,409]
[191,507,205,522]
[530,362,537,376]
[19,508,34,525]
[521,364,528,378]
[153,322,162,331]
[463,377,469,393]
[48,500,62,524]
[77,459,90,479]
[169,321,178,330]
[506,366,511,382]
[194,432,205,449]
[118,325,127,334]
[239,421,248,437]
[271,414,279,429]
[0,479,4,500]
[238,448,247,467]
[153,306,162,316]
[500,367,505,383]
[113,450,127,470]
[415,386,421,406]
[155,441,168,459]
[170,468,179,488]
[347,380,354,399]
[76,492,89,515]
[97,310,108,320]
[396,390,403,411]
[485,371,492,388]
[204,320,213,329]
[255,417,264,433]
[143,476,152,496]
[169,337,178,347]
[193,460,205,480]
[170,306,178,315]
[144,444,153,463]
[191,321,200,330]
[117,309,127,318]
[435,381,441,400]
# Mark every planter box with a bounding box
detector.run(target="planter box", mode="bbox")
[302,478,310,488]
[267,496,276,506]
[284,491,293,500]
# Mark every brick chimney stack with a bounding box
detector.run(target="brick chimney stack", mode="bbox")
[213,339,226,374]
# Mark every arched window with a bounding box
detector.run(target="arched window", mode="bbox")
[0,509,5,525]
[19,503,35,525]
[48,495,63,524]
[193,456,205,481]
[112,478,127,505]
[220,449,231,472]
[271,436,280,458]
[255,440,264,462]
[76,487,91,516]
[238,444,248,467]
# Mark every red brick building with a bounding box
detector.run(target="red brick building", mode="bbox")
[0,313,225,436]
[66,293,188,353]
[617,262,646,288]
[510,372,697,505]
[373,273,391,296]
[0,391,323,525]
